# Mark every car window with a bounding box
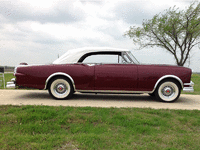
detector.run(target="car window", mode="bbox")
[82,54,126,64]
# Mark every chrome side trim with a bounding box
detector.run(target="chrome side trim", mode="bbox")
[44,72,75,90]
[77,90,153,94]
[152,75,184,93]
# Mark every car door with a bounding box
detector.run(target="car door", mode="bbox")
[64,63,95,91]
[94,64,138,91]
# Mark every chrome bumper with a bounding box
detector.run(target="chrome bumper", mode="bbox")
[6,78,16,88]
[183,81,194,92]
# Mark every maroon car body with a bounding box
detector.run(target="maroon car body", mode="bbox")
[7,47,194,102]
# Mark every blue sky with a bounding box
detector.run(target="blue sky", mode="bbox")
[0,0,199,71]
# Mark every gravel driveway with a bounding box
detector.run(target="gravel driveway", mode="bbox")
[0,90,200,110]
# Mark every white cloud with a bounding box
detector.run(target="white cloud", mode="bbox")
[0,0,86,23]
[19,0,56,9]
[0,0,199,71]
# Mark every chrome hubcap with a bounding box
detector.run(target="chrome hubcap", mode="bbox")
[55,83,67,94]
[162,86,174,97]
[50,79,71,99]
[158,81,179,102]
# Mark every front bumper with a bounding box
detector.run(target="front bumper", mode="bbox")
[183,81,194,92]
[6,78,16,88]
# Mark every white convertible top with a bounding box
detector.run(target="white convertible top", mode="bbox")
[53,47,129,64]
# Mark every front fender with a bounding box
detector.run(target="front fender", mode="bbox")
[152,75,184,93]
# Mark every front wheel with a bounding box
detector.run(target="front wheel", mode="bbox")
[155,80,181,103]
[48,77,74,100]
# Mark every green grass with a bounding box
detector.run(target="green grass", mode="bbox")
[0,105,200,150]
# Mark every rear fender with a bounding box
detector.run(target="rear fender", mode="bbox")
[44,72,75,90]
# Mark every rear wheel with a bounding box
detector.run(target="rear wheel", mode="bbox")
[48,77,74,100]
[155,79,181,103]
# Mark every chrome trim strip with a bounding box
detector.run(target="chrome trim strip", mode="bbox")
[152,75,184,92]
[44,72,75,90]
[77,90,153,94]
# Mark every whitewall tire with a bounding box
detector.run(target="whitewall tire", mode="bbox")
[155,80,181,102]
[48,77,73,100]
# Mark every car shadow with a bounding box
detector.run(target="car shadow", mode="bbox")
[72,93,158,102]
[15,91,51,99]
[73,93,194,104]
[16,91,159,102]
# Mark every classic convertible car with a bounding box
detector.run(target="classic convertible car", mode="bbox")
[7,47,194,102]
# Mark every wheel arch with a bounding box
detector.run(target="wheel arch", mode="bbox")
[152,75,183,93]
[44,72,75,90]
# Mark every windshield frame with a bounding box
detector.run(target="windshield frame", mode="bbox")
[122,51,140,64]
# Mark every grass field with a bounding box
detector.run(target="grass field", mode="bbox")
[1,105,200,150]
[1,73,200,95]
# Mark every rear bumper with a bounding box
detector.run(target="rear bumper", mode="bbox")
[6,78,16,88]
[183,81,194,92]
